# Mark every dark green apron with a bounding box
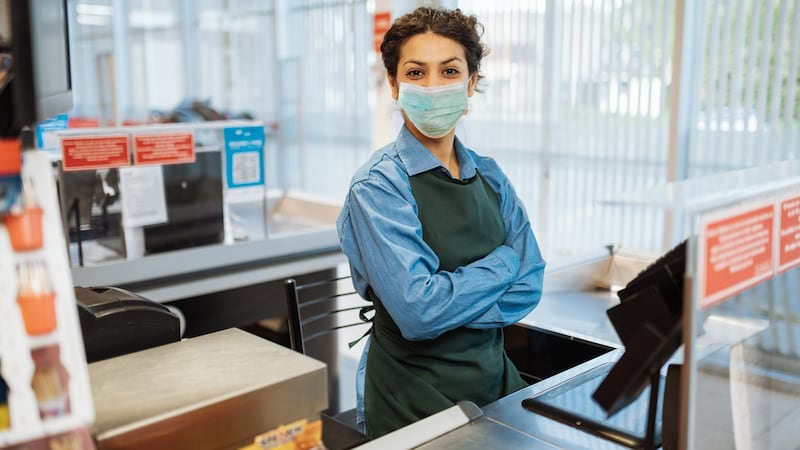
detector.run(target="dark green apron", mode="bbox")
[364,168,528,438]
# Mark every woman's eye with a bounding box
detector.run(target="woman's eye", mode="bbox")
[444,68,460,76]
[406,69,423,78]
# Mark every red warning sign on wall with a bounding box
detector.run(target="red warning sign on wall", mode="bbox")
[701,204,775,308]
[133,133,195,165]
[374,12,391,53]
[62,135,131,171]
[778,195,800,273]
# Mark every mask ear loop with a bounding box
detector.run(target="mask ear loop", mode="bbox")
[464,78,472,116]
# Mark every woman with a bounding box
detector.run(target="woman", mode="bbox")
[336,7,546,438]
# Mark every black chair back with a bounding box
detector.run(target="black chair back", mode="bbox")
[283,273,371,439]
[283,275,372,355]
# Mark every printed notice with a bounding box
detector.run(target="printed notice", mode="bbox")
[224,126,265,203]
[133,133,195,165]
[701,204,775,308]
[62,135,131,171]
[118,165,168,228]
[779,195,800,272]
[224,126,265,188]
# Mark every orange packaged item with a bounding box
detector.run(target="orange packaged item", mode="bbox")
[17,291,57,335]
[244,418,324,450]
[6,164,44,251]
[16,261,57,336]
[6,206,44,251]
[0,138,22,215]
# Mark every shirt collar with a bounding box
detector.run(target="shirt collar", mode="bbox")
[394,125,477,180]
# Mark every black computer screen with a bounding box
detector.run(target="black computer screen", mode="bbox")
[9,0,73,125]
[143,151,224,254]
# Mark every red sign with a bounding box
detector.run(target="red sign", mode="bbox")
[779,195,800,272]
[374,12,391,53]
[133,133,195,165]
[67,116,100,128]
[701,204,775,308]
[61,135,130,171]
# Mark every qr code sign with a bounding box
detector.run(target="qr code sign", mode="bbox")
[232,151,261,184]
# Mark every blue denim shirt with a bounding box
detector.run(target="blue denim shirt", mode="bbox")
[336,125,546,424]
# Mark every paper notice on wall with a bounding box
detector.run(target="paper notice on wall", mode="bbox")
[118,165,168,228]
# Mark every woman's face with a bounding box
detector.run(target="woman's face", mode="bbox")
[389,31,477,99]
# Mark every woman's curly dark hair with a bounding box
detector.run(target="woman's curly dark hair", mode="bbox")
[380,7,489,89]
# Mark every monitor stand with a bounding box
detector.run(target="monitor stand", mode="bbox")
[521,362,666,450]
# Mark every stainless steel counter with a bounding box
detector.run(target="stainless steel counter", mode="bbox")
[355,350,628,450]
[89,328,327,450]
[521,288,622,347]
[481,351,631,450]
[72,229,344,303]
[520,248,653,346]
[364,350,631,450]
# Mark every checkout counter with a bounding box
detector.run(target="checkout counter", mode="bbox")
[77,247,650,450]
[351,248,660,450]
[81,247,656,449]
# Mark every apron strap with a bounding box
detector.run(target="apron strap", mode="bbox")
[348,304,375,349]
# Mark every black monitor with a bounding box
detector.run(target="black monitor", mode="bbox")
[9,0,73,127]
[592,239,686,417]
[143,151,225,254]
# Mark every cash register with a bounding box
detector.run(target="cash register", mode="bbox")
[74,286,181,363]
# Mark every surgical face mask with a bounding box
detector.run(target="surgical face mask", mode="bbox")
[397,81,468,139]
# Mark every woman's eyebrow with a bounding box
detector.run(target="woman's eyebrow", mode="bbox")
[403,59,428,67]
[438,57,463,65]
[402,56,464,67]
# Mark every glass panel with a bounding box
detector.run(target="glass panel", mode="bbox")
[62,1,371,275]
[690,264,800,449]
